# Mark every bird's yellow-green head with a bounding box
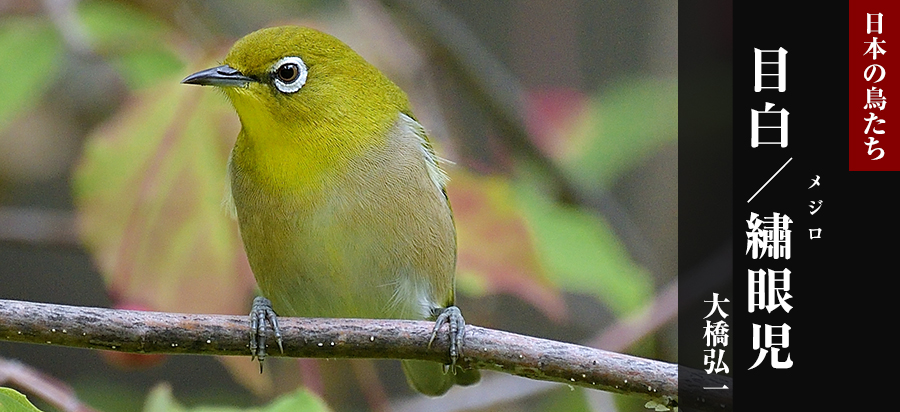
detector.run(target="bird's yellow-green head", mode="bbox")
[182,26,413,192]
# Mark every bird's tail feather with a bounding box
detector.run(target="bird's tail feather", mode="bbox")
[401,359,480,396]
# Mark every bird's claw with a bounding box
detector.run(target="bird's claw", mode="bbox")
[428,306,465,373]
[249,296,283,372]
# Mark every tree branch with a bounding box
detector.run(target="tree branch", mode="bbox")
[0,299,690,408]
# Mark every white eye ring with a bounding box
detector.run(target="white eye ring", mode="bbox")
[271,56,308,93]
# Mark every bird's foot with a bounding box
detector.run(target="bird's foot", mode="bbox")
[428,306,466,373]
[249,296,283,372]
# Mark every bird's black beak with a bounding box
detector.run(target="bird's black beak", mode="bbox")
[181,65,255,87]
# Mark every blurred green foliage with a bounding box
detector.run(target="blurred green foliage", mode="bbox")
[144,384,331,412]
[77,0,184,88]
[0,18,62,131]
[565,76,678,189]
[0,387,44,412]
[516,182,652,316]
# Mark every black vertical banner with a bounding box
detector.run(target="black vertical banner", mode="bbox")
[679,1,734,411]
[681,2,845,411]
[734,3,844,410]
[677,2,848,411]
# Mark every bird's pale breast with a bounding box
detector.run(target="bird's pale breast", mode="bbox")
[229,113,456,321]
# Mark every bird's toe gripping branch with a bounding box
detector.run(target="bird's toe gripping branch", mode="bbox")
[249,296,283,371]
[428,305,466,372]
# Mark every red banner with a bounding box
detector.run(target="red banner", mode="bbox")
[851,2,900,170]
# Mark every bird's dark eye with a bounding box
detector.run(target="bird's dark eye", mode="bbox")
[277,63,300,83]
[271,56,308,94]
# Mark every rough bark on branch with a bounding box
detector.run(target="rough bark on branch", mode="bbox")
[0,299,725,410]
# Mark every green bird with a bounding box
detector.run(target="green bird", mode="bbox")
[182,26,480,396]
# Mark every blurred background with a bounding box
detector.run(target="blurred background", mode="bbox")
[0,0,679,411]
